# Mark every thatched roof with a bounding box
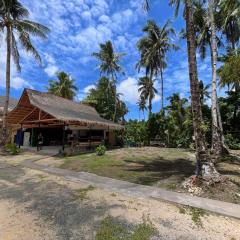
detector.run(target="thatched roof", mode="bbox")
[7,89,123,130]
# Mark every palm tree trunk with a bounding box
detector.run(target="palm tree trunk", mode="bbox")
[1,26,11,145]
[160,69,164,111]
[111,73,118,122]
[148,97,152,116]
[216,100,229,154]
[208,0,229,160]
[208,0,222,161]
[185,0,219,180]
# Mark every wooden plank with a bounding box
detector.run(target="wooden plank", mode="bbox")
[18,107,36,124]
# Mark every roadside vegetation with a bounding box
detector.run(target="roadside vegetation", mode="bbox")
[96,216,157,240]
[60,147,240,204]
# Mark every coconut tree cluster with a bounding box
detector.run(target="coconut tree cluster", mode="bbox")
[141,0,240,182]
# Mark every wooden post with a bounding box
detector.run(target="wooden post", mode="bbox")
[89,125,92,150]
[37,123,40,151]
[30,127,34,147]
[62,123,65,152]
[18,124,22,148]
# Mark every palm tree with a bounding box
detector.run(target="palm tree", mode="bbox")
[138,76,157,116]
[144,0,219,180]
[137,20,178,110]
[199,80,210,105]
[218,49,240,90]
[137,96,147,120]
[219,0,240,50]
[192,1,228,157]
[208,0,226,159]
[92,41,125,122]
[0,0,49,144]
[47,72,78,100]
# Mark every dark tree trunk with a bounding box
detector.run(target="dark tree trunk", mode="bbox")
[185,0,219,180]
[1,26,11,145]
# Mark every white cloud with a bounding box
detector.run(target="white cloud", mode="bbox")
[84,84,96,94]
[76,84,96,101]
[44,65,59,77]
[12,77,33,90]
[0,76,33,90]
[117,77,160,105]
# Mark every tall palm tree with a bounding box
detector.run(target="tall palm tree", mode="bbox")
[144,0,219,180]
[138,76,157,116]
[192,1,228,157]
[92,41,125,122]
[219,0,240,50]
[137,96,147,120]
[208,0,226,159]
[47,72,78,100]
[0,0,49,144]
[137,20,178,110]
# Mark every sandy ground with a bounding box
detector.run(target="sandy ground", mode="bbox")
[0,153,240,240]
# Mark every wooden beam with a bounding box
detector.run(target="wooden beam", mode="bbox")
[18,107,36,124]
[23,118,59,123]
[39,109,42,120]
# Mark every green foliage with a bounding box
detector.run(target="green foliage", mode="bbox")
[225,134,240,150]
[136,19,178,111]
[47,71,78,100]
[146,94,194,148]
[138,76,158,114]
[92,40,125,122]
[219,89,240,149]
[189,207,205,227]
[83,77,128,122]
[4,143,20,155]
[0,0,50,72]
[95,216,157,240]
[124,120,148,146]
[96,145,107,156]
[218,53,240,89]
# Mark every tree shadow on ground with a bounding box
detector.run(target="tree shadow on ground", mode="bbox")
[124,157,195,185]
[0,163,124,240]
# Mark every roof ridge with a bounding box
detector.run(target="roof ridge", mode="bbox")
[25,88,93,109]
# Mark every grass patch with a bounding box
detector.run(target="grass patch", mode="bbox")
[178,206,186,214]
[73,185,95,201]
[60,147,195,187]
[177,205,205,226]
[95,216,157,240]
[189,207,205,227]
[165,183,177,190]
[58,147,240,204]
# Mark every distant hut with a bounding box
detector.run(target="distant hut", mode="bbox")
[7,89,124,152]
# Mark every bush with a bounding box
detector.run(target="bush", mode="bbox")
[4,143,20,155]
[96,144,106,156]
[225,134,240,150]
[124,120,148,147]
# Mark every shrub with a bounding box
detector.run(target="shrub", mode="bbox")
[225,134,240,150]
[96,144,106,156]
[4,143,20,155]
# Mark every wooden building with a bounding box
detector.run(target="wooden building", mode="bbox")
[7,89,124,152]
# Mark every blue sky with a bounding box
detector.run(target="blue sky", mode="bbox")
[0,0,221,119]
